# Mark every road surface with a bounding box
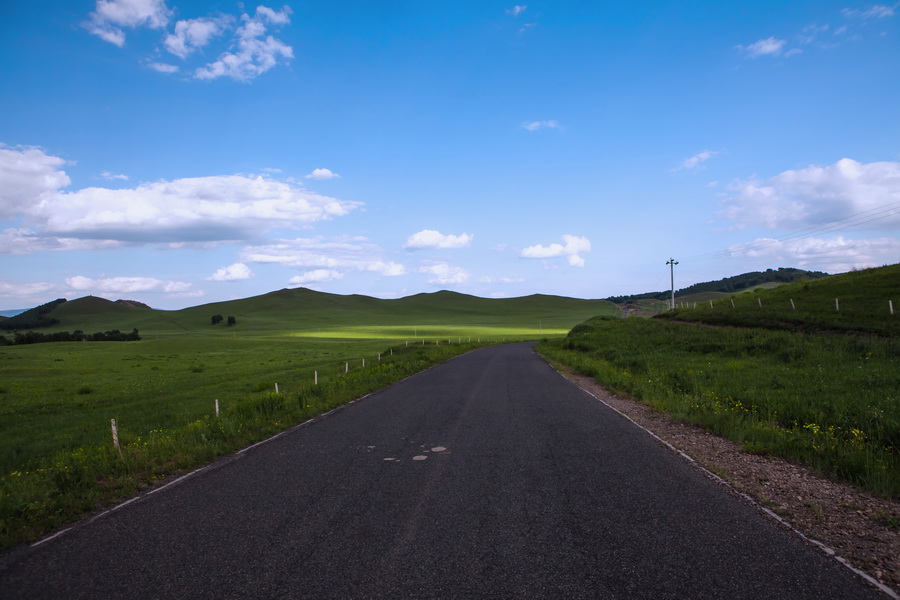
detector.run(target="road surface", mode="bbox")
[0,342,885,599]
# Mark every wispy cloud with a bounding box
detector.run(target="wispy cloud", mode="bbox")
[726,235,900,273]
[66,275,193,295]
[522,120,561,131]
[506,5,527,17]
[100,170,129,181]
[675,150,717,171]
[843,4,899,19]
[147,61,179,73]
[240,237,406,279]
[738,37,788,58]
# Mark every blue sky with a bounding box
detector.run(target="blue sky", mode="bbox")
[1,1,899,309]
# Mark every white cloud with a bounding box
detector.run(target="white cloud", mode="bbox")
[207,262,253,281]
[100,170,129,181]
[66,275,191,294]
[164,16,231,58]
[738,37,788,57]
[0,145,71,219]
[288,269,344,285]
[86,0,172,47]
[147,61,179,73]
[720,158,900,230]
[676,150,717,171]
[305,168,341,180]
[479,276,525,284]
[726,235,900,273]
[0,281,56,300]
[194,5,293,81]
[420,263,469,285]
[506,5,527,17]
[521,234,591,267]
[523,120,560,131]
[404,229,473,250]
[0,228,122,254]
[0,146,360,246]
[84,3,292,81]
[39,175,357,240]
[240,237,406,278]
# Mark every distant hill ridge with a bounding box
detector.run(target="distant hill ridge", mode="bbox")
[606,267,829,304]
[0,288,619,335]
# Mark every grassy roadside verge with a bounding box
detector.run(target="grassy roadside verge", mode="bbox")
[537,317,900,498]
[0,340,484,551]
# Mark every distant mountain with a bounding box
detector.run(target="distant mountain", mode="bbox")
[606,268,830,304]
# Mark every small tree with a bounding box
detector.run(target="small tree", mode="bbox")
[211,314,224,325]
[227,316,236,326]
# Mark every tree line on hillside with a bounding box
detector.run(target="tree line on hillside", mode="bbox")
[0,329,141,346]
[607,268,829,304]
[0,298,66,331]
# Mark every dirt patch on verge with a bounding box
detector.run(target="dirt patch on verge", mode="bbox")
[558,367,900,596]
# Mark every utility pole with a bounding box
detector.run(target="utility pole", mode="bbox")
[666,258,679,310]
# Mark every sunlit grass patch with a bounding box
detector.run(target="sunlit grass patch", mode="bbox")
[288,324,565,340]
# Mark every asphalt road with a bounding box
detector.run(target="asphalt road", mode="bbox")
[0,342,885,599]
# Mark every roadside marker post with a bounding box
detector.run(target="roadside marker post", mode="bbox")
[314,371,318,385]
[111,419,120,449]
[790,299,796,310]
[215,399,219,417]
[890,300,894,315]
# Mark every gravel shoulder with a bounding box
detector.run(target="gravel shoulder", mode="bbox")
[556,367,900,596]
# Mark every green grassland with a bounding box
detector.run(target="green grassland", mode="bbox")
[0,289,616,549]
[539,264,900,498]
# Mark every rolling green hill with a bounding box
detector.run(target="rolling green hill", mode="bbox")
[2,288,618,340]
[657,263,900,335]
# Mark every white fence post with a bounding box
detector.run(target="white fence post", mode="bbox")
[345,362,349,373]
[835,298,839,311]
[790,299,795,310]
[111,418,120,449]
[215,399,219,417]
[758,298,762,308]
[890,300,895,315]
[730,299,735,308]
[314,371,318,385]
[275,383,279,394]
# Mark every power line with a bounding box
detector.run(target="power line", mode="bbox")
[681,199,900,264]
